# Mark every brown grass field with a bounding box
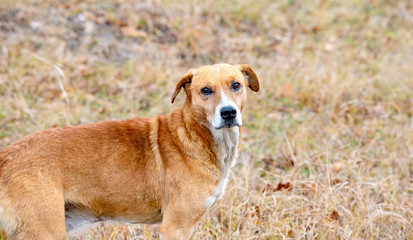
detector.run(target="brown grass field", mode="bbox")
[1,0,413,239]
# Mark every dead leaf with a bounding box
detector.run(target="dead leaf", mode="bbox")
[288,229,295,238]
[329,210,340,221]
[331,178,342,185]
[275,181,293,191]
[264,181,293,193]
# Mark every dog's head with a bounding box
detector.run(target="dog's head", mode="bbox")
[171,63,259,129]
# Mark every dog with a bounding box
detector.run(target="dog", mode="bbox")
[0,63,259,239]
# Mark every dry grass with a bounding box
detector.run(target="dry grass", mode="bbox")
[1,0,413,239]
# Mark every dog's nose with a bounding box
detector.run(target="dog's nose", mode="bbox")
[220,107,237,120]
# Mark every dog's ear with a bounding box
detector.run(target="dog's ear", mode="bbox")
[171,70,194,104]
[236,64,260,92]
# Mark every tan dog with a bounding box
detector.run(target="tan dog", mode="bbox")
[0,63,259,240]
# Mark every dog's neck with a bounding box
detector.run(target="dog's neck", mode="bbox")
[176,104,240,171]
[209,127,239,170]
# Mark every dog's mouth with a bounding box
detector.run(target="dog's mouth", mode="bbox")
[215,121,241,130]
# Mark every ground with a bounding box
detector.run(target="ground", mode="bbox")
[0,0,412,239]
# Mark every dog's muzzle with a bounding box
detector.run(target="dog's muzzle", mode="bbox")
[217,106,240,129]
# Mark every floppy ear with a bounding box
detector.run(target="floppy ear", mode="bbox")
[171,70,194,104]
[237,64,260,92]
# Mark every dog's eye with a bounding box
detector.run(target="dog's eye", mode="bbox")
[232,82,241,91]
[201,87,212,95]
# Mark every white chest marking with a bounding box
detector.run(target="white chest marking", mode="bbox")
[205,127,239,209]
[205,173,229,210]
[211,127,239,167]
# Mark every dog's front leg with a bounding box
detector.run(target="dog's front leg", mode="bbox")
[159,206,204,240]
[159,225,194,240]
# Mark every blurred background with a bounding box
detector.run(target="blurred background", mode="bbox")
[0,0,412,239]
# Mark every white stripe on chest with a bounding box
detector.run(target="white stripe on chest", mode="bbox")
[205,172,229,210]
[205,127,239,209]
